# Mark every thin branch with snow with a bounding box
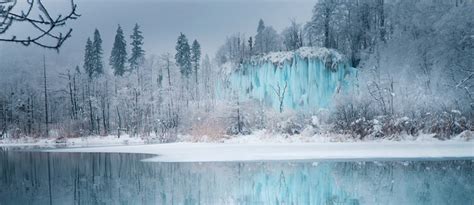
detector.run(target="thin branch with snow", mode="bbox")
[0,0,80,50]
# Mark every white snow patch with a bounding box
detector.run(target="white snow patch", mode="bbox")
[451,109,462,115]
[47,141,474,162]
[453,130,474,141]
[415,133,439,142]
[219,61,236,76]
[221,130,352,144]
[252,47,344,68]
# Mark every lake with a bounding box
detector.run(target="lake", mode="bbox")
[0,147,472,205]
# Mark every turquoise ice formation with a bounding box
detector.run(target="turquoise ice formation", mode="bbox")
[218,47,358,111]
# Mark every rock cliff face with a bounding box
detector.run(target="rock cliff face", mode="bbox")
[219,47,357,111]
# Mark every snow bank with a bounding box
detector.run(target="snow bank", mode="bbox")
[47,141,474,162]
[251,47,344,68]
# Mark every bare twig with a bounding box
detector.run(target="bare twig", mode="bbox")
[0,0,80,50]
[272,81,288,113]
[456,72,474,88]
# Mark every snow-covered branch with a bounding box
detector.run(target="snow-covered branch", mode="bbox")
[0,0,80,50]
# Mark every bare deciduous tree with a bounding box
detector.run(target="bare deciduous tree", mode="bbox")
[0,0,79,50]
[272,81,288,113]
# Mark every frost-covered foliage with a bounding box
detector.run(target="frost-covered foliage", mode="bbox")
[213,0,474,140]
[216,33,253,65]
[314,0,474,139]
[109,25,128,76]
[331,96,473,140]
[0,32,214,142]
[265,110,306,135]
[251,46,344,68]
[253,19,282,55]
[216,19,284,66]
[282,20,303,51]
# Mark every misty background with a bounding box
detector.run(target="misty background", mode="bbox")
[0,0,472,141]
[0,0,313,83]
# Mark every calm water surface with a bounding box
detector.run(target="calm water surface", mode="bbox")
[0,147,472,205]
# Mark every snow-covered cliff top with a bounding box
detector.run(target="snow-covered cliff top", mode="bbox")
[219,47,346,76]
[252,47,345,68]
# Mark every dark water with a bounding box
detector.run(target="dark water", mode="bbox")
[0,148,472,205]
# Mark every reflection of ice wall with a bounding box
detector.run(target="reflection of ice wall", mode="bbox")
[219,47,357,111]
[1,151,472,205]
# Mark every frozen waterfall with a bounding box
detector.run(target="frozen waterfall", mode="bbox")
[218,47,357,111]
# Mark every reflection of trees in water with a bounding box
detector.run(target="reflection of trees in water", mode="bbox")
[0,152,472,205]
[331,160,474,205]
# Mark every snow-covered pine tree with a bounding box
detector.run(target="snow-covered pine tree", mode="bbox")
[254,19,281,54]
[83,38,94,79]
[248,37,253,56]
[257,19,265,33]
[92,29,104,76]
[191,40,201,85]
[254,19,265,54]
[304,0,339,49]
[282,20,303,51]
[191,39,201,102]
[129,23,145,72]
[127,24,145,136]
[175,33,192,78]
[83,37,96,133]
[110,25,127,76]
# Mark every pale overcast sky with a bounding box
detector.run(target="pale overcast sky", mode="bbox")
[0,0,314,76]
[69,0,314,55]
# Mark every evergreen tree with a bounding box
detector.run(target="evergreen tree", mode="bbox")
[191,39,201,100]
[254,19,265,54]
[92,29,104,75]
[304,0,341,49]
[254,19,281,54]
[191,39,201,83]
[109,25,127,76]
[248,37,253,55]
[83,38,94,79]
[175,33,192,78]
[129,23,145,71]
[257,19,265,33]
[282,20,303,51]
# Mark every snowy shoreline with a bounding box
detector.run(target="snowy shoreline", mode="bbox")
[41,141,474,162]
[2,130,473,162]
[1,130,472,147]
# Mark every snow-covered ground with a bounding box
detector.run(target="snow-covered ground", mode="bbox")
[47,141,474,162]
[2,130,473,162]
[2,129,472,146]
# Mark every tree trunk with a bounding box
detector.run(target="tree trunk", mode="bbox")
[195,67,199,107]
[117,106,121,138]
[324,7,331,48]
[88,83,94,134]
[43,55,49,137]
[68,70,76,120]
[379,0,385,42]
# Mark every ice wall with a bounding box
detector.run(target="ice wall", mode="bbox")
[219,47,357,111]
